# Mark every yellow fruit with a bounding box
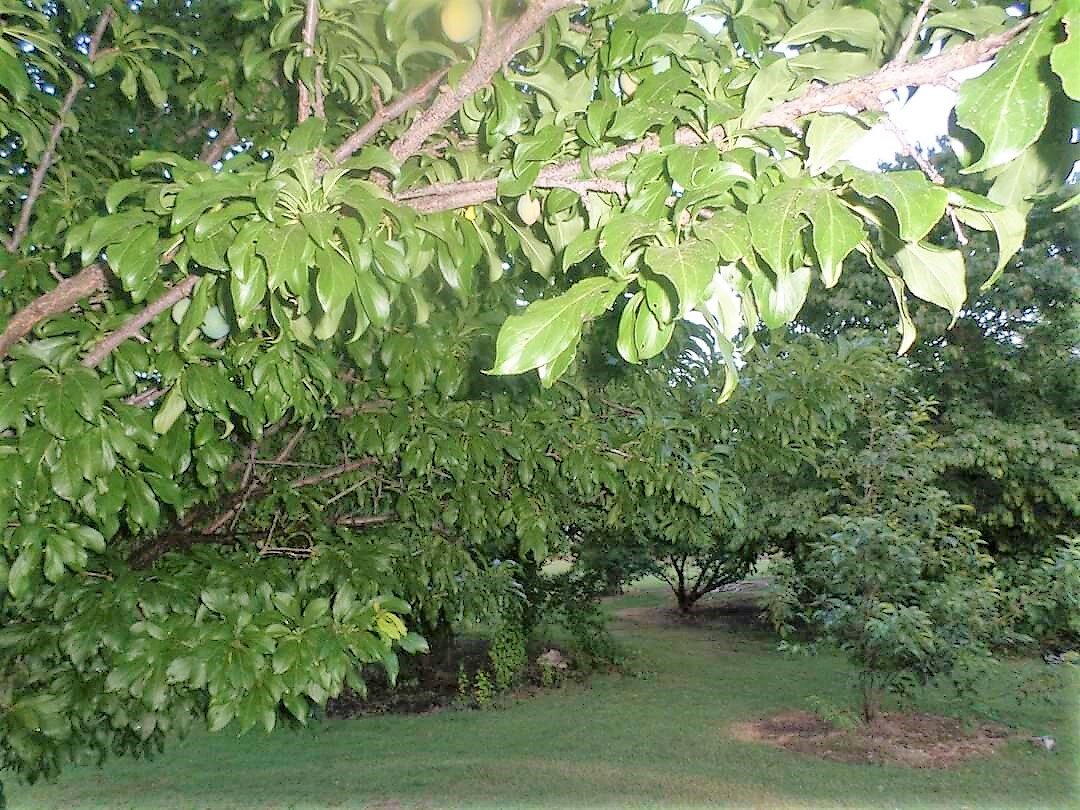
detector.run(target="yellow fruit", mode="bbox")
[441,0,483,44]
[618,72,638,99]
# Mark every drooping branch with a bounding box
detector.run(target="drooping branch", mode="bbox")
[3,7,114,253]
[0,16,1035,364]
[388,0,580,162]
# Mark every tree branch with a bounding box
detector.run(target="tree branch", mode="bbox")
[889,0,934,67]
[81,270,197,368]
[388,0,579,162]
[329,68,449,167]
[397,20,1032,214]
[199,119,239,165]
[754,19,1031,127]
[297,0,320,123]
[3,7,114,253]
[0,263,108,358]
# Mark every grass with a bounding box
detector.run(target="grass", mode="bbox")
[8,580,1078,810]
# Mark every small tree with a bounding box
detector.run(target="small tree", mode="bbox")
[768,399,1001,723]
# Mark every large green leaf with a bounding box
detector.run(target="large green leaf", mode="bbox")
[894,242,966,324]
[753,265,812,330]
[258,223,311,293]
[748,183,807,273]
[1051,9,1080,100]
[804,114,866,176]
[846,169,948,243]
[644,239,720,319]
[955,16,1056,173]
[489,278,627,376]
[803,190,864,288]
[779,8,880,49]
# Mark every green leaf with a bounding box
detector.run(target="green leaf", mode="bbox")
[488,277,627,376]
[643,239,720,319]
[63,368,104,424]
[315,248,354,316]
[846,169,948,243]
[753,266,812,330]
[894,242,966,324]
[695,209,752,263]
[779,8,880,49]
[804,114,866,176]
[803,191,864,288]
[8,543,39,599]
[1051,9,1080,100]
[953,205,1029,290]
[955,16,1056,173]
[748,183,807,273]
[0,50,31,102]
[258,224,311,293]
[105,179,146,214]
[599,213,667,273]
[153,386,188,434]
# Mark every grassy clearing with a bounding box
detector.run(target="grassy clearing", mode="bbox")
[8,581,1077,810]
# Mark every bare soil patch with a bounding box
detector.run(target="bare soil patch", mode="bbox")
[729,710,1010,768]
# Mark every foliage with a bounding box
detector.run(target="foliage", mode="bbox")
[768,399,1003,723]
[0,0,1076,785]
[995,536,1080,647]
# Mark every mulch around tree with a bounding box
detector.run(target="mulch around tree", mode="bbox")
[729,710,1011,768]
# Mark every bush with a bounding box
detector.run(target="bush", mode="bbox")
[996,536,1080,648]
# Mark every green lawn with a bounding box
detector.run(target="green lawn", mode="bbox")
[8,581,1078,810]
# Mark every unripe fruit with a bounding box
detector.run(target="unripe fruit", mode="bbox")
[441,0,483,44]
[200,306,231,340]
[517,193,541,226]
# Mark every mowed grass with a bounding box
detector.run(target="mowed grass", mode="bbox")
[9,580,1078,810]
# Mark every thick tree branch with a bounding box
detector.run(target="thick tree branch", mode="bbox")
[3,7,114,253]
[329,68,449,167]
[0,263,108,358]
[388,0,580,162]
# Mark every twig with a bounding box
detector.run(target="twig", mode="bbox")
[889,0,933,67]
[336,514,396,528]
[288,458,377,490]
[4,7,114,253]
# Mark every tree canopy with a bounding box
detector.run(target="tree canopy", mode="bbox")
[1,0,1078,785]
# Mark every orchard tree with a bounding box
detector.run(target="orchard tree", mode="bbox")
[1,0,1078,785]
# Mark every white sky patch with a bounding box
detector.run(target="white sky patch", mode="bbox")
[843,63,993,169]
